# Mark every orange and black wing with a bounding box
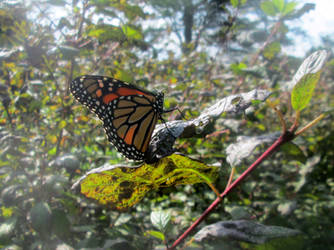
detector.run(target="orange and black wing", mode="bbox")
[70,75,164,161]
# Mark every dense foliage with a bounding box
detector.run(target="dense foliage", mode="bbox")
[0,0,333,249]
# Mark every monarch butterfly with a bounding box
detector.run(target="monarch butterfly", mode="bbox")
[70,75,173,161]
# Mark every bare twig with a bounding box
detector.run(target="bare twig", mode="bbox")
[295,113,325,136]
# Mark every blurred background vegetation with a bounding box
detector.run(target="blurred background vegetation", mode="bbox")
[0,0,333,249]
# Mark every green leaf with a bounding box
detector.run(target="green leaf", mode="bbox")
[58,120,67,129]
[289,50,327,110]
[230,0,247,7]
[230,62,247,75]
[124,5,146,20]
[48,146,57,156]
[263,42,281,59]
[281,142,307,164]
[121,25,143,40]
[261,1,278,16]
[145,230,165,241]
[283,1,297,15]
[113,70,134,84]
[1,207,13,217]
[288,50,327,90]
[273,0,285,12]
[151,211,171,232]
[72,154,219,210]
[230,0,239,8]
[291,72,320,111]
[284,3,314,20]
[51,209,71,238]
[87,28,105,37]
[88,24,124,43]
[29,202,52,235]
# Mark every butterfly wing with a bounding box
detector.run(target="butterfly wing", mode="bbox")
[70,75,164,161]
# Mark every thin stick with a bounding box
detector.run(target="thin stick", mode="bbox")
[267,100,286,132]
[295,114,325,136]
[290,110,300,132]
[225,166,235,190]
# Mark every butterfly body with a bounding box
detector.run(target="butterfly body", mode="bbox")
[70,75,165,161]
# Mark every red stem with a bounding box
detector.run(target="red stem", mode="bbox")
[169,131,294,249]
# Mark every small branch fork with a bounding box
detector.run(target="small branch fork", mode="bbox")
[168,130,294,249]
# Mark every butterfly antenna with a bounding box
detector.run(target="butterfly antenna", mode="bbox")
[163,106,186,120]
[159,106,186,138]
